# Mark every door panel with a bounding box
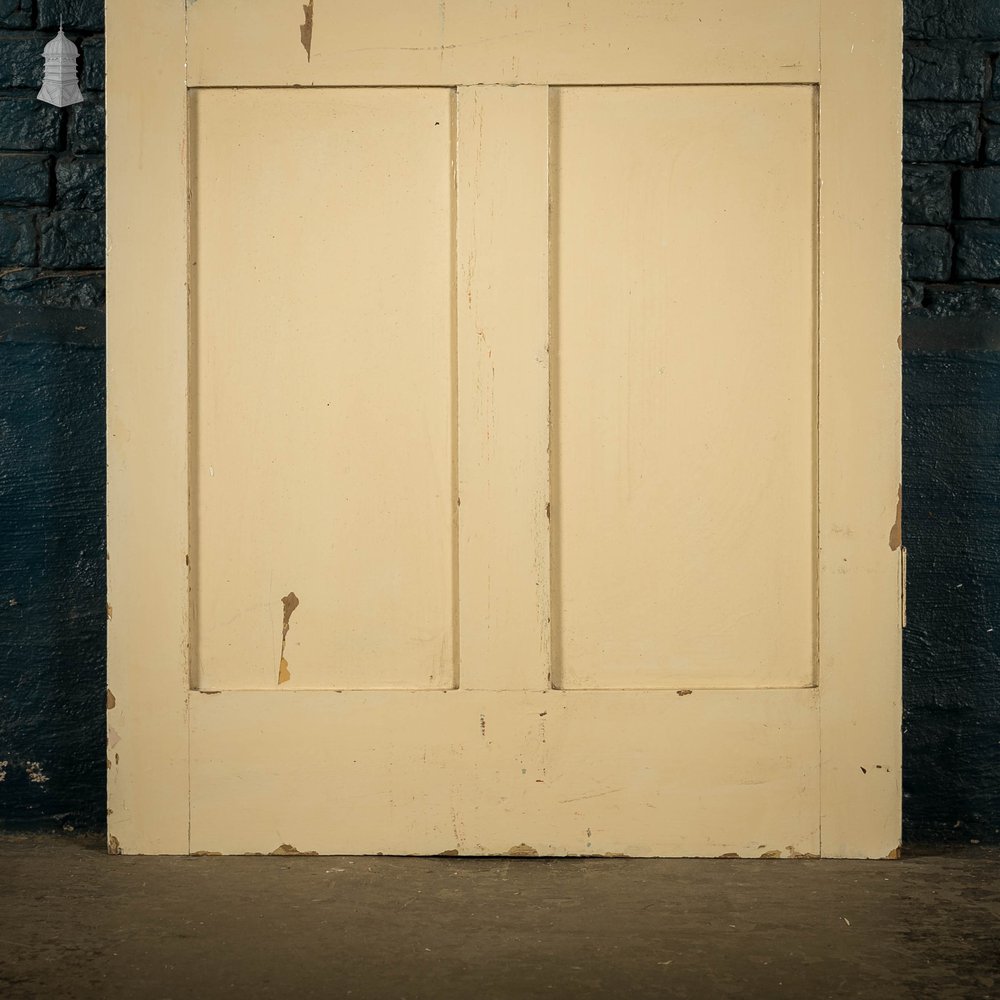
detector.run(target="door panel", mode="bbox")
[192,89,456,691]
[190,689,819,857]
[552,86,816,690]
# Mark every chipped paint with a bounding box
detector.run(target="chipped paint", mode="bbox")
[889,483,902,551]
[437,849,460,857]
[108,835,122,856]
[106,603,113,620]
[759,849,782,859]
[278,591,300,685]
[300,0,314,62]
[717,852,741,859]
[25,761,49,785]
[885,846,902,860]
[786,846,819,859]
[107,727,121,749]
[507,843,538,857]
[106,689,116,710]
[676,689,693,697]
[270,843,319,856]
[192,850,222,856]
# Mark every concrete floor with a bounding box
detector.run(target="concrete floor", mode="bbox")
[0,835,997,1000]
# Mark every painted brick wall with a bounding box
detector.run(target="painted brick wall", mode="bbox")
[0,2,998,843]
[0,0,105,830]
[902,0,1000,844]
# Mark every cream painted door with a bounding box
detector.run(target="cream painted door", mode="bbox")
[107,1,903,857]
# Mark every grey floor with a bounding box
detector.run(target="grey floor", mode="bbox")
[0,834,997,1000]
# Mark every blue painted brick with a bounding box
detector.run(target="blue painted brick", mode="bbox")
[39,209,103,269]
[0,34,45,90]
[958,167,1000,218]
[956,223,1000,279]
[0,153,50,204]
[905,0,1000,39]
[984,104,1000,164]
[0,268,104,308]
[904,44,988,101]
[0,210,36,265]
[55,155,102,210]
[0,97,61,151]
[80,37,103,92]
[924,284,1000,316]
[0,1,32,29]
[37,0,102,32]
[904,103,980,163]
[904,225,954,281]
[903,165,953,226]
[69,100,102,154]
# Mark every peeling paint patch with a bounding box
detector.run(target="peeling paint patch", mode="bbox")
[437,849,460,857]
[107,726,121,749]
[889,483,903,551]
[108,835,122,855]
[278,591,300,685]
[759,849,782,859]
[508,843,538,857]
[885,845,902,860]
[300,0,314,62]
[25,761,48,785]
[717,852,741,859]
[787,846,819,859]
[676,689,693,697]
[106,689,116,710]
[192,850,222,857]
[270,843,319,856]
[106,602,112,620]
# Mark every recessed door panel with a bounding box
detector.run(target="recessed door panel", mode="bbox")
[552,86,817,690]
[191,89,456,691]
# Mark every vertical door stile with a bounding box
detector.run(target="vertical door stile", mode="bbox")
[817,2,903,858]
[106,0,191,855]
[456,86,552,691]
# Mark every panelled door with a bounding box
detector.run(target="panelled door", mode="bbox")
[107,1,903,857]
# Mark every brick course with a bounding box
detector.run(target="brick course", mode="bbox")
[904,25,1000,315]
[0,5,104,310]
